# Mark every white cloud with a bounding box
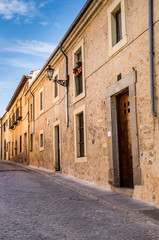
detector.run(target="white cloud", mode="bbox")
[5,40,56,57]
[54,22,63,29]
[39,21,48,26]
[0,0,36,20]
[0,81,8,91]
[39,1,49,8]
[0,57,41,69]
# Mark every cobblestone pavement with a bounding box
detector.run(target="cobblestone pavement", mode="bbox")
[0,160,159,240]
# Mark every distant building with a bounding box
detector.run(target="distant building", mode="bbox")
[1,0,159,205]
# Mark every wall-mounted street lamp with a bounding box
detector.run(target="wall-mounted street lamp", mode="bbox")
[46,46,69,128]
[46,65,69,87]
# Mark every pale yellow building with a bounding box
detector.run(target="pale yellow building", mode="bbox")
[1,0,159,205]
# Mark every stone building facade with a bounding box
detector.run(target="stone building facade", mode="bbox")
[1,0,159,205]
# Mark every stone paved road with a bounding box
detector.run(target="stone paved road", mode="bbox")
[0,160,159,240]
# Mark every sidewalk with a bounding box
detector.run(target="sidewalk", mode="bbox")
[2,160,159,228]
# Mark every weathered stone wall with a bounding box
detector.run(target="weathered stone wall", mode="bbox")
[29,0,159,205]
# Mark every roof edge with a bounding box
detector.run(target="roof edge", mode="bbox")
[6,75,27,112]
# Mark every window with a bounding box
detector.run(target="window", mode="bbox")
[39,87,44,114]
[54,76,58,98]
[39,130,44,151]
[20,135,22,153]
[75,51,83,96]
[30,134,33,151]
[53,69,60,103]
[40,92,43,111]
[115,8,122,44]
[3,123,6,132]
[73,105,87,163]
[73,39,85,103]
[30,104,33,121]
[77,112,84,157]
[107,0,127,57]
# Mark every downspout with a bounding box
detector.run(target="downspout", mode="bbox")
[59,45,69,127]
[28,89,35,134]
[149,0,157,117]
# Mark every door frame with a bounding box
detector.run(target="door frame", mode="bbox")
[53,120,61,171]
[105,71,142,187]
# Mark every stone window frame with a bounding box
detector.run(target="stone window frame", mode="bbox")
[53,68,60,104]
[39,86,44,115]
[39,129,44,152]
[72,39,85,104]
[73,104,87,163]
[107,0,127,57]
[105,71,142,187]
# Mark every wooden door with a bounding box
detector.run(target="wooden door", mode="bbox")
[55,125,60,171]
[117,91,134,188]
[24,133,27,162]
[8,142,10,160]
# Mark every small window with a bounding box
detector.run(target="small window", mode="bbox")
[39,87,44,114]
[3,123,6,132]
[53,68,60,103]
[39,130,44,151]
[54,76,58,98]
[107,0,127,56]
[30,104,33,121]
[40,92,43,111]
[74,105,87,163]
[40,134,43,147]
[77,112,84,157]
[111,4,122,46]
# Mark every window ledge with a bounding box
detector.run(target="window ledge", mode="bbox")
[39,109,44,116]
[75,156,87,163]
[53,95,60,104]
[73,91,86,104]
[109,34,128,57]
[40,147,44,152]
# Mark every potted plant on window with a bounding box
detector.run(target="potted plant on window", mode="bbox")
[73,60,82,77]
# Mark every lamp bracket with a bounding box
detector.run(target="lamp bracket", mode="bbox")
[53,75,69,87]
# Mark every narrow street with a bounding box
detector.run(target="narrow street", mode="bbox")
[0,160,159,240]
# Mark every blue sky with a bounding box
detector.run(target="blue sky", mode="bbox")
[0,0,87,117]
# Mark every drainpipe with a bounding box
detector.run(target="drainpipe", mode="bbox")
[149,0,157,117]
[28,89,35,134]
[59,45,69,127]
